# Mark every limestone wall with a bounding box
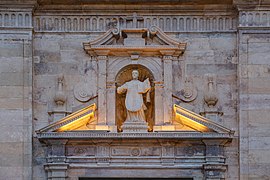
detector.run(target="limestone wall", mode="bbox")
[31,15,239,180]
[238,10,270,180]
[1,0,270,180]
[0,8,33,180]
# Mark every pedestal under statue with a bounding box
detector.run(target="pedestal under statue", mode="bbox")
[117,70,151,132]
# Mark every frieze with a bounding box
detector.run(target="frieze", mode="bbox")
[0,11,32,28]
[239,11,270,28]
[111,146,161,156]
[33,15,237,33]
[67,146,95,156]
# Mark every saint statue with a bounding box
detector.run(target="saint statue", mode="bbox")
[117,70,151,124]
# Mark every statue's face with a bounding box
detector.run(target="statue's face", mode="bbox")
[132,70,139,79]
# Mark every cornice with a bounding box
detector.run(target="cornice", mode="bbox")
[36,131,234,140]
[0,0,37,9]
[37,0,233,6]
[34,4,235,13]
[233,0,270,11]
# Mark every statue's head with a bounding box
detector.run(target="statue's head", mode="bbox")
[132,70,139,79]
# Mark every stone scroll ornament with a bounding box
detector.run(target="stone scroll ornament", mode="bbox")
[74,79,96,102]
[174,78,197,102]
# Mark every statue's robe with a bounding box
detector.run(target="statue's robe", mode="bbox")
[117,79,151,123]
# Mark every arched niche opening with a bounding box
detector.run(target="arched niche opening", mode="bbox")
[115,64,155,132]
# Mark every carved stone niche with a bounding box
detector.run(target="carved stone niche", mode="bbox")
[115,64,155,132]
[83,26,187,132]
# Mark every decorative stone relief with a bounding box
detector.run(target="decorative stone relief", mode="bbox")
[173,77,197,102]
[111,146,161,157]
[74,78,96,102]
[67,146,95,156]
[54,74,66,106]
[34,14,237,33]
[48,74,68,122]
[239,11,270,27]
[204,74,218,107]
[200,74,223,123]
[130,148,141,156]
[0,11,32,28]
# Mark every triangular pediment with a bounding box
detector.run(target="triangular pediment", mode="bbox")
[36,103,234,140]
[173,104,233,134]
[36,104,96,133]
[83,26,186,57]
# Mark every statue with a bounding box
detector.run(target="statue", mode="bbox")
[117,70,151,125]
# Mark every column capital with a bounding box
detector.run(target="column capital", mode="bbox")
[160,50,175,57]
[97,55,108,60]
[202,139,229,146]
[162,55,173,60]
[107,81,116,88]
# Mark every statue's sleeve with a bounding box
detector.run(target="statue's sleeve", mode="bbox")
[117,83,128,94]
[144,78,151,90]
[139,78,151,94]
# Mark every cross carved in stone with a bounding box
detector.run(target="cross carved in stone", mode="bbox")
[125,12,144,28]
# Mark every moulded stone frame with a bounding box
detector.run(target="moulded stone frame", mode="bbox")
[83,26,187,130]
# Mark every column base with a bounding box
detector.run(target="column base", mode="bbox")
[153,125,176,131]
[122,121,148,133]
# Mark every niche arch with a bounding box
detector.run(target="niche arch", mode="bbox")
[107,57,163,83]
[115,64,155,132]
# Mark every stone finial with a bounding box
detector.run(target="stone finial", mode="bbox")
[204,74,218,107]
[54,74,66,106]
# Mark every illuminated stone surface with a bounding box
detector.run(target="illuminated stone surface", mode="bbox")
[0,0,270,179]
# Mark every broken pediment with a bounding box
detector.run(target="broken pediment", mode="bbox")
[36,104,96,133]
[36,103,234,140]
[83,26,186,57]
[173,104,234,134]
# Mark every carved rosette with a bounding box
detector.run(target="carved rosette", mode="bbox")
[174,77,197,102]
[74,78,96,102]
[74,83,92,102]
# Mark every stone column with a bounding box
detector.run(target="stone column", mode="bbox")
[163,55,173,124]
[154,82,164,125]
[45,139,69,180]
[202,140,227,180]
[97,55,108,125]
[106,81,116,131]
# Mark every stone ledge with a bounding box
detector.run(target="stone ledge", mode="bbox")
[36,131,234,140]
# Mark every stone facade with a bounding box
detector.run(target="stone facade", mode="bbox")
[0,0,270,180]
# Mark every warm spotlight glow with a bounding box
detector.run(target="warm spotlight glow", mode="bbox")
[57,111,94,132]
[174,104,210,132]
[36,103,96,132]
